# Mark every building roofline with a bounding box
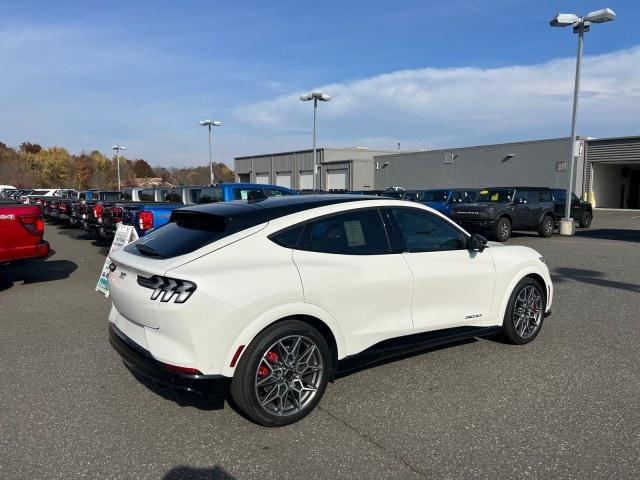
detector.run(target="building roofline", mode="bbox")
[373,137,587,159]
[235,147,403,160]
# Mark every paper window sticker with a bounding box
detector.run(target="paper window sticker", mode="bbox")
[343,220,366,247]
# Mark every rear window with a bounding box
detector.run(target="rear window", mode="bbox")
[124,210,259,258]
[139,189,154,201]
[198,187,224,204]
[102,192,123,201]
[122,190,133,201]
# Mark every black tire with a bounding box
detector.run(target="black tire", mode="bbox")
[493,217,511,242]
[579,211,592,228]
[230,320,331,427]
[501,277,545,345]
[537,214,554,238]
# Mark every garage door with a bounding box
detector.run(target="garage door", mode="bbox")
[255,173,270,185]
[276,171,292,189]
[299,170,313,190]
[326,169,348,191]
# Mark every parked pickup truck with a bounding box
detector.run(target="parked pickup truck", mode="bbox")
[0,200,50,262]
[83,191,126,237]
[451,187,556,242]
[121,203,183,236]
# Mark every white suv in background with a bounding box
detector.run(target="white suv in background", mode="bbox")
[108,195,553,426]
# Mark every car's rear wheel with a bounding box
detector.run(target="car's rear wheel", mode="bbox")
[493,217,511,242]
[579,211,592,228]
[537,214,554,237]
[502,277,545,345]
[230,320,330,427]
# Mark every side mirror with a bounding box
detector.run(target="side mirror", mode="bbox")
[468,234,488,253]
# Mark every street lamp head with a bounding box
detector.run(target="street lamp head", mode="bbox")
[585,8,616,24]
[199,119,212,126]
[299,93,313,101]
[550,13,580,27]
[212,120,222,126]
[111,145,125,150]
[319,94,331,102]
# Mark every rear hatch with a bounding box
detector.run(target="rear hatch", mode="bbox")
[109,208,268,327]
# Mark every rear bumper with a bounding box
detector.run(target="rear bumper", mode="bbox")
[109,323,230,398]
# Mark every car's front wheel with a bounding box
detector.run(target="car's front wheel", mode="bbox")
[230,320,330,427]
[501,277,545,345]
[493,217,512,242]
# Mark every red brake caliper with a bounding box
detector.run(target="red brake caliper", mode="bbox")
[258,351,279,378]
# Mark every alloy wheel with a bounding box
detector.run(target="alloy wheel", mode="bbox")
[254,335,324,417]
[512,285,543,339]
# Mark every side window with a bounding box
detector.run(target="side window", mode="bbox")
[298,209,390,255]
[528,191,540,203]
[165,190,182,202]
[389,208,466,253]
[571,193,580,203]
[233,188,265,200]
[122,190,132,201]
[513,190,528,204]
[264,188,283,197]
[158,189,169,200]
[554,189,566,202]
[539,190,552,202]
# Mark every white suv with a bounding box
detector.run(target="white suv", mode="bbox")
[108,195,553,426]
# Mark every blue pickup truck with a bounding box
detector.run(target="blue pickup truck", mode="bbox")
[122,183,296,236]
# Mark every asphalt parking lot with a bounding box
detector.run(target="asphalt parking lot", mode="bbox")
[1,210,639,479]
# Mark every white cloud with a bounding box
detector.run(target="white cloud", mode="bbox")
[234,46,640,152]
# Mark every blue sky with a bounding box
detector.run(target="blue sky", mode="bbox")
[1,1,638,168]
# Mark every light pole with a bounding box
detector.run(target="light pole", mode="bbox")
[198,119,222,185]
[111,145,125,191]
[550,8,616,235]
[300,91,331,191]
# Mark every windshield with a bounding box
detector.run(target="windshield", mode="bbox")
[30,190,51,195]
[475,189,515,203]
[420,190,450,203]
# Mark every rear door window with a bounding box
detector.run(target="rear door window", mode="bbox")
[297,209,390,255]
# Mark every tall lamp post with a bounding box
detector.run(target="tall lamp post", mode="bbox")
[550,8,616,235]
[300,91,331,191]
[111,145,125,191]
[198,119,222,185]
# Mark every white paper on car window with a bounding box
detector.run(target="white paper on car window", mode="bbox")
[240,190,248,200]
[343,220,366,247]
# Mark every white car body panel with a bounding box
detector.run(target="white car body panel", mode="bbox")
[108,198,553,377]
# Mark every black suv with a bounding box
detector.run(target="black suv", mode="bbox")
[551,189,593,228]
[451,187,555,241]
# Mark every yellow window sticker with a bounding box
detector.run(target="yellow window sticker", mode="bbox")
[491,193,499,201]
[480,190,489,195]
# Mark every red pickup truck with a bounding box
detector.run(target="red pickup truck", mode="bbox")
[0,201,50,263]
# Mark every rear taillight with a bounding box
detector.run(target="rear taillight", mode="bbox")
[20,215,44,236]
[138,211,153,231]
[113,206,123,222]
[59,203,68,213]
[94,204,103,219]
[137,275,197,303]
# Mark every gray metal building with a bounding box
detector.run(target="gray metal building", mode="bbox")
[234,147,399,191]
[373,137,586,195]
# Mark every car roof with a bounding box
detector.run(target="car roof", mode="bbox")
[176,194,382,223]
